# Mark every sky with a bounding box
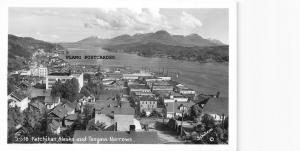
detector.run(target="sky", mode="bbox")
[9,8,228,44]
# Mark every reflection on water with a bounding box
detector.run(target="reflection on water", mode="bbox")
[66,47,229,97]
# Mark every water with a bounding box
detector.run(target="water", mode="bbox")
[64,46,228,97]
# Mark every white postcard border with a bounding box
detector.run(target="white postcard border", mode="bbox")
[0,0,237,151]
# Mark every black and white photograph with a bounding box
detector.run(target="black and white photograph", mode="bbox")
[6,6,233,145]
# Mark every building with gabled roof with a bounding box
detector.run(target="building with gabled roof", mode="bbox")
[95,99,140,131]
[138,96,158,116]
[44,96,60,109]
[165,101,195,118]
[61,99,77,115]
[65,113,79,127]
[28,100,46,114]
[48,105,68,120]
[49,120,61,134]
[8,90,30,112]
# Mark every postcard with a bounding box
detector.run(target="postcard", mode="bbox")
[3,0,236,150]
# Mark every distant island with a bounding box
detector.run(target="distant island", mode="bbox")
[71,30,229,63]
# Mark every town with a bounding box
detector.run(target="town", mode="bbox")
[7,47,228,144]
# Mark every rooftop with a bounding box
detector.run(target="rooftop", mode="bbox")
[61,99,77,109]
[139,96,157,102]
[114,114,134,131]
[165,101,195,113]
[29,101,45,111]
[49,120,61,130]
[129,85,150,90]
[49,105,68,119]
[152,81,172,86]
[44,96,60,104]
[30,88,51,98]
[65,113,79,121]
[94,114,115,129]
[10,90,28,101]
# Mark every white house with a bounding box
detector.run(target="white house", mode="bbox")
[8,91,30,112]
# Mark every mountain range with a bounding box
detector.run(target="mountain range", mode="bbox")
[76,30,226,47]
[71,30,229,62]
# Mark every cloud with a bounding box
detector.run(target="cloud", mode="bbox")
[14,8,204,36]
[180,11,202,28]
[83,8,202,34]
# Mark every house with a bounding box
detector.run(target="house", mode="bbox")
[65,114,78,127]
[16,81,30,90]
[73,131,161,144]
[94,113,115,130]
[8,91,30,112]
[49,120,61,134]
[95,101,141,131]
[44,96,60,110]
[14,124,29,137]
[48,105,68,121]
[139,96,158,116]
[77,95,95,112]
[201,97,228,122]
[28,100,46,114]
[61,99,76,115]
[165,101,195,118]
